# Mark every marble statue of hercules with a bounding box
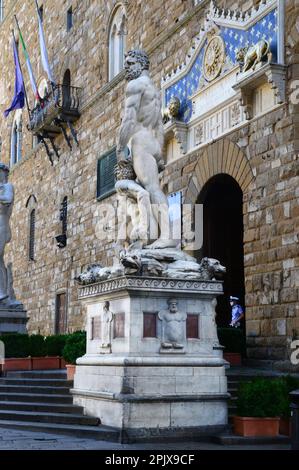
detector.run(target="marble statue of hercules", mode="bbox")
[116,50,176,249]
[0,163,14,302]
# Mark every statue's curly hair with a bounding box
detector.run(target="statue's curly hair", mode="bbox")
[0,163,9,174]
[126,49,150,70]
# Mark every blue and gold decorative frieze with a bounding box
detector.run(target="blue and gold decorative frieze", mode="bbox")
[163,0,279,125]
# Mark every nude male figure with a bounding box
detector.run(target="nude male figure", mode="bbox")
[0,163,14,301]
[116,50,176,249]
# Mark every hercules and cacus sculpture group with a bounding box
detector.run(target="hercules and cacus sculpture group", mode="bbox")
[77,50,226,284]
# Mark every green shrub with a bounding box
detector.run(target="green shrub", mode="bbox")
[236,378,286,417]
[62,331,86,365]
[28,335,47,357]
[0,334,30,358]
[45,335,68,357]
[0,333,71,358]
[280,375,299,417]
[217,327,246,355]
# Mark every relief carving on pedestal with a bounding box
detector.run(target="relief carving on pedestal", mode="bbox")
[100,301,114,353]
[158,298,187,352]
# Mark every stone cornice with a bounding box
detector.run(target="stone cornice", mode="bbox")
[78,275,223,300]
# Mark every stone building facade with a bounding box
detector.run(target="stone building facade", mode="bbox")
[0,0,298,369]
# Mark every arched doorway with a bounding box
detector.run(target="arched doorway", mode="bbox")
[198,174,245,327]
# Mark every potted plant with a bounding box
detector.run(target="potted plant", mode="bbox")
[0,334,31,371]
[233,378,285,437]
[279,376,299,436]
[0,333,69,371]
[62,331,86,380]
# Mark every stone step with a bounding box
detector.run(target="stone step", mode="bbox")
[0,385,70,395]
[0,393,73,404]
[0,410,100,426]
[0,419,120,442]
[212,433,290,446]
[5,370,67,379]
[0,401,84,415]
[0,378,72,387]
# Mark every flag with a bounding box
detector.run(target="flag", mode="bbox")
[35,0,55,84]
[4,38,25,118]
[18,27,40,101]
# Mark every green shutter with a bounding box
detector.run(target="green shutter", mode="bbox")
[97,149,117,198]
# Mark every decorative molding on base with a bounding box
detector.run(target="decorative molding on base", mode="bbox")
[76,355,227,367]
[71,388,230,403]
[78,276,223,299]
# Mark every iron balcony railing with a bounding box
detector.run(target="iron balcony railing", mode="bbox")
[28,84,81,134]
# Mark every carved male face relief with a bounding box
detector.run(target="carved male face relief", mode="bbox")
[168,299,178,314]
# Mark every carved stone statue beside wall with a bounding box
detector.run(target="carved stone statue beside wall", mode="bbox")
[74,48,228,439]
[0,162,22,308]
[77,50,227,284]
[116,49,176,250]
[0,163,27,333]
[0,163,16,305]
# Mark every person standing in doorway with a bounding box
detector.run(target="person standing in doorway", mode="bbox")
[229,296,244,328]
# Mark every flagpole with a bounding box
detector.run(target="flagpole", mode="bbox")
[14,14,41,103]
[34,0,56,94]
[11,28,31,121]
[34,0,40,14]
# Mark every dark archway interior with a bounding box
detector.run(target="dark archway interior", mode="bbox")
[197,174,245,327]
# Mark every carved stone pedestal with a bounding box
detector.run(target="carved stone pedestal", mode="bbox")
[72,276,229,442]
[0,307,28,334]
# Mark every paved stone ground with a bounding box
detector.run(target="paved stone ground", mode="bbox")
[0,428,291,450]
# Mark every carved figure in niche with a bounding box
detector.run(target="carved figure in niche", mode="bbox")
[101,301,114,351]
[158,298,187,350]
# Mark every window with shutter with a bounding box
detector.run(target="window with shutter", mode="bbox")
[67,6,73,31]
[60,196,68,235]
[29,209,36,261]
[97,149,117,199]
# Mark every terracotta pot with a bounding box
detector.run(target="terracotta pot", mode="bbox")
[233,416,280,437]
[279,417,291,436]
[224,352,242,366]
[32,357,61,370]
[66,364,76,381]
[3,358,32,371]
[60,358,67,369]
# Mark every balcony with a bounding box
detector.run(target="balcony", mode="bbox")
[28,84,81,160]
